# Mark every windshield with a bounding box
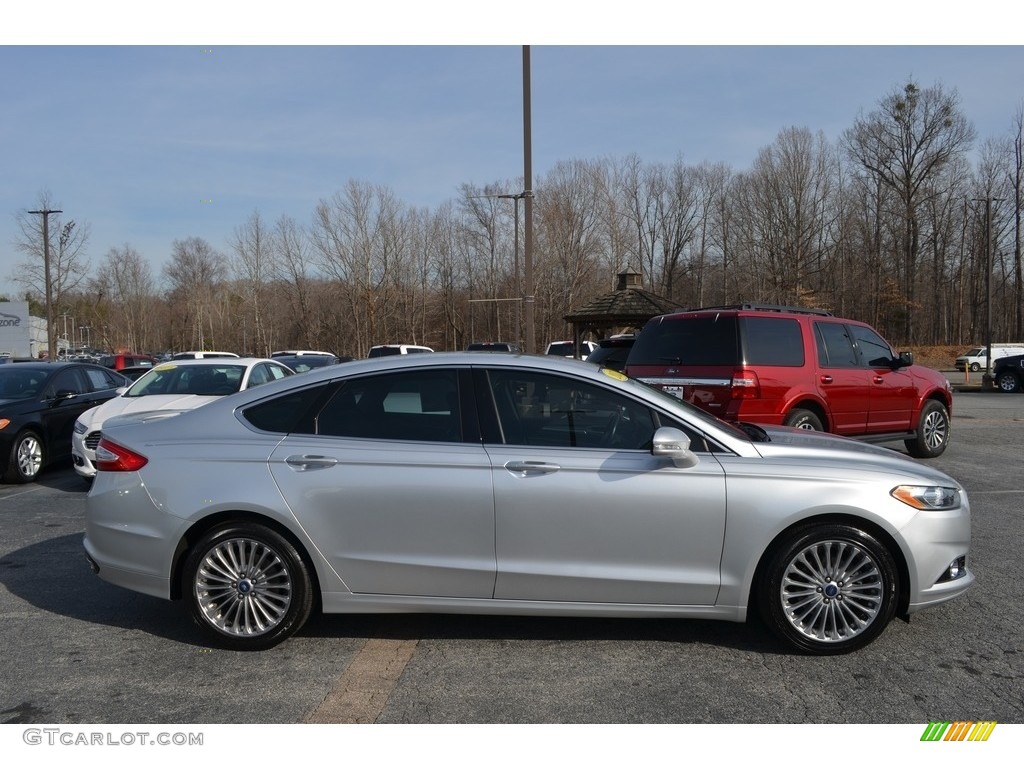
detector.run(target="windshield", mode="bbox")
[127,364,245,397]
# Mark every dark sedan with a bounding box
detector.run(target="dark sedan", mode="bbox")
[0,361,129,483]
[586,335,636,372]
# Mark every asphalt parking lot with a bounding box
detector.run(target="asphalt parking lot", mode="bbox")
[0,384,1022,725]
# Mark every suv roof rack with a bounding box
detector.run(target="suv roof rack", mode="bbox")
[692,303,833,317]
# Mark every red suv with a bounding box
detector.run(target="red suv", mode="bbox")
[99,353,159,372]
[625,304,953,458]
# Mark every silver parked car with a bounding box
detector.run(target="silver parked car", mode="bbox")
[83,353,972,653]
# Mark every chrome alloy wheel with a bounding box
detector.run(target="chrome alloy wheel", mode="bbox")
[193,537,293,637]
[779,539,883,643]
[16,434,43,480]
[921,407,949,452]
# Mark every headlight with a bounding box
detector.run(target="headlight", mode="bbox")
[73,420,88,434]
[891,485,960,510]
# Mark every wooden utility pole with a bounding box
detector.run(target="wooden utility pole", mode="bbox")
[28,207,62,359]
[522,45,535,354]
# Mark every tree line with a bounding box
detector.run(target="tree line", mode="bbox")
[8,80,1024,358]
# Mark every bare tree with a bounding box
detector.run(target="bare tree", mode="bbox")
[164,237,228,350]
[311,181,410,355]
[1009,104,1024,340]
[230,210,275,355]
[737,127,838,306]
[843,80,976,342]
[92,244,156,352]
[272,214,324,350]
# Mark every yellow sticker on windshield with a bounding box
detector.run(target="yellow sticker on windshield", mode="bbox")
[154,364,177,371]
[601,368,628,382]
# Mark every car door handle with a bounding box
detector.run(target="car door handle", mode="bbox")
[820,375,833,384]
[284,455,339,471]
[504,461,561,475]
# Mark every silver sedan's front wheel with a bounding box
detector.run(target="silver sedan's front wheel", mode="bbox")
[184,523,314,650]
[758,524,898,654]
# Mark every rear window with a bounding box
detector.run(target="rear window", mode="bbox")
[629,315,740,366]
[242,384,334,434]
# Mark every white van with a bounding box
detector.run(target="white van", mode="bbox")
[955,344,1024,372]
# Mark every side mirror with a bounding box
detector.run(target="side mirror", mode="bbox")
[47,389,78,406]
[652,426,699,468]
[896,351,914,368]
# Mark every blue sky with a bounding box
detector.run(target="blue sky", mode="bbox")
[2,5,1021,290]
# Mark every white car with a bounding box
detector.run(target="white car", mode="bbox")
[72,358,294,479]
[367,344,434,357]
[545,340,598,359]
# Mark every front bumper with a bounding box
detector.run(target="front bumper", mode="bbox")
[71,429,99,478]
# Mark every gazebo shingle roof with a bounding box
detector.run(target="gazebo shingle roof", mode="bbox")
[564,271,686,336]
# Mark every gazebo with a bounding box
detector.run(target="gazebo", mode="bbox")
[562,270,686,353]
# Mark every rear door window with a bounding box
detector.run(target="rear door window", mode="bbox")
[814,322,859,367]
[315,369,462,443]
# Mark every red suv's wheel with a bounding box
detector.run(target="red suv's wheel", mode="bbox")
[905,400,950,458]
[784,409,823,431]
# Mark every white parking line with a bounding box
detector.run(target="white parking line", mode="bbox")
[305,638,418,723]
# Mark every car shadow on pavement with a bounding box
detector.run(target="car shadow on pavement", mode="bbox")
[2,532,785,654]
[302,608,784,655]
[0,533,199,646]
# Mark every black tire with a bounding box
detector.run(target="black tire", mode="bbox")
[905,400,950,458]
[757,523,898,655]
[3,430,44,484]
[995,371,1021,393]
[784,408,823,431]
[970,362,980,372]
[183,523,314,651]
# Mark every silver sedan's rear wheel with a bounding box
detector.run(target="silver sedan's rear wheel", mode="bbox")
[184,523,313,650]
[758,524,898,654]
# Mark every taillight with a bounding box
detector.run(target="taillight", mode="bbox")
[95,438,148,472]
[731,368,760,399]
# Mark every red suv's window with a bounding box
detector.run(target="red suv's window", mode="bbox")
[742,317,804,366]
[629,315,739,365]
[814,322,859,367]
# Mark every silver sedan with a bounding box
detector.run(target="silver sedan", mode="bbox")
[83,353,972,654]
